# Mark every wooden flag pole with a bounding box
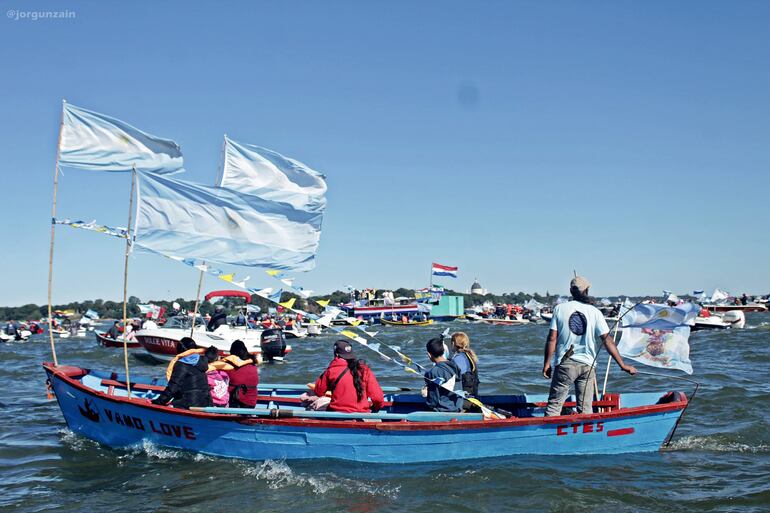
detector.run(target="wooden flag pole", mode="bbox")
[46,100,66,366]
[600,317,622,398]
[121,167,137,397]
[189,268,205,337]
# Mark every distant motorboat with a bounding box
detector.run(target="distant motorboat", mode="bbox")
[0,329,31,342]
[692,310,745,331]
[703,303,767,313]
[134,316,291,364]
[380,318,434,327]
[479,317,529,326]
[95,330,141,349]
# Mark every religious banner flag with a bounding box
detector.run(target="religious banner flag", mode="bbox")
[618,302,698,374]
[617,326,693,374]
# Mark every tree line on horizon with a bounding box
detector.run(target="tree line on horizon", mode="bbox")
[1,288,674,321]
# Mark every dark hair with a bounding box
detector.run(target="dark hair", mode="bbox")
[176,337,198,354]
[229,339,257,364]
[204,345,219,362]
[426,337,445,358]
[570,286,594,305]
[347,359,366,401]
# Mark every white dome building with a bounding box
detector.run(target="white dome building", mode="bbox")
[470,278,486,295]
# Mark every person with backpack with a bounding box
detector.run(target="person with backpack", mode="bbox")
[423,336,462,412]
[152,339,217,409]
[216,340,259,408]
[313,340,384,413]
[450,332,479,397]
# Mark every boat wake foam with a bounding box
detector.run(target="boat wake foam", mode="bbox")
[242,460,400,498]
[59,428,100,452]
[667,435,769,454]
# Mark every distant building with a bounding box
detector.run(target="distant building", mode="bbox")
[470,278,487,295]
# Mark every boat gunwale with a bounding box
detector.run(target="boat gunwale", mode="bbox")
[44,362,688,432]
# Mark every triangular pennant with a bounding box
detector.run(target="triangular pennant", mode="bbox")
[219,273,235,283]
[268,289,283,303]
[266,270,281,277]
[280,277,295,287]
[279,298,296,310]
[316,299,330,308]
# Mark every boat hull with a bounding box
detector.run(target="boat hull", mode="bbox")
[45,364,687,463]
[704,304,767,313]
[380,319,434,327]
[95,331,141,349]
[135,327,268,364]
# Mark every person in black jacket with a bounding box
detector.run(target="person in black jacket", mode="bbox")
[106,321,121,339]
[207,305,227,332]
[152,342,217,409]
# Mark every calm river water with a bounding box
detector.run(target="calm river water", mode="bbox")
[1,315,768,512]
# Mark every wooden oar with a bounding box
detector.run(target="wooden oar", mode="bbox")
[190,406,484,422]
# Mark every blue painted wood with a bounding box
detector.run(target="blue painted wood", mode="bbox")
[190,406,484,422]
[46,365,688,464]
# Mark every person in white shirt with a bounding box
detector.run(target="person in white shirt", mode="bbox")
[542,275,636,416]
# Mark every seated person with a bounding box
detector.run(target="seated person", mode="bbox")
[207,305,227,332]
[106,321,121,339]
[423,337,462,412]
[152,338,217,409]
[314,340,384,413]
[450,332,479,397]
[216,340,259,408]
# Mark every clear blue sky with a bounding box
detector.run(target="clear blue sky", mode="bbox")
[1,1,769,306]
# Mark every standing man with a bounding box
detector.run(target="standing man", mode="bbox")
[542,275,637,416]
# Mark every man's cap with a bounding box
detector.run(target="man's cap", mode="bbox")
[334,340,355,360]
[570,275,591,292]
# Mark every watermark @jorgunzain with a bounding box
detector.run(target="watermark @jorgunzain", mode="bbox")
[7,9,76,21]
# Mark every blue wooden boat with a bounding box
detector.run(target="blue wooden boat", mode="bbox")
[44,363,690,464]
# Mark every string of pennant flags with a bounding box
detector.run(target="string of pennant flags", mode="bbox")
[52,217,428,374]
[54,217,504,416]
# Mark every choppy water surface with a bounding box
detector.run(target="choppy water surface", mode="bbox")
[1,315,769,512]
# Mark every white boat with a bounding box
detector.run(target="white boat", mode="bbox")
[282,326,308,339]
[134,316,291,364]
[692,310,745,331]
[0,329,32,342]
[305,323,324,336]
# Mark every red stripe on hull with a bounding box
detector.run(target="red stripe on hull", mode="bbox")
[606,427,635,437]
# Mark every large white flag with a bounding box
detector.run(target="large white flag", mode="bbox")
[134,171,323,271]
[617,326,693,374]
[710,288,730,303]
[221,136,326,213]
[59,102,183,174]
